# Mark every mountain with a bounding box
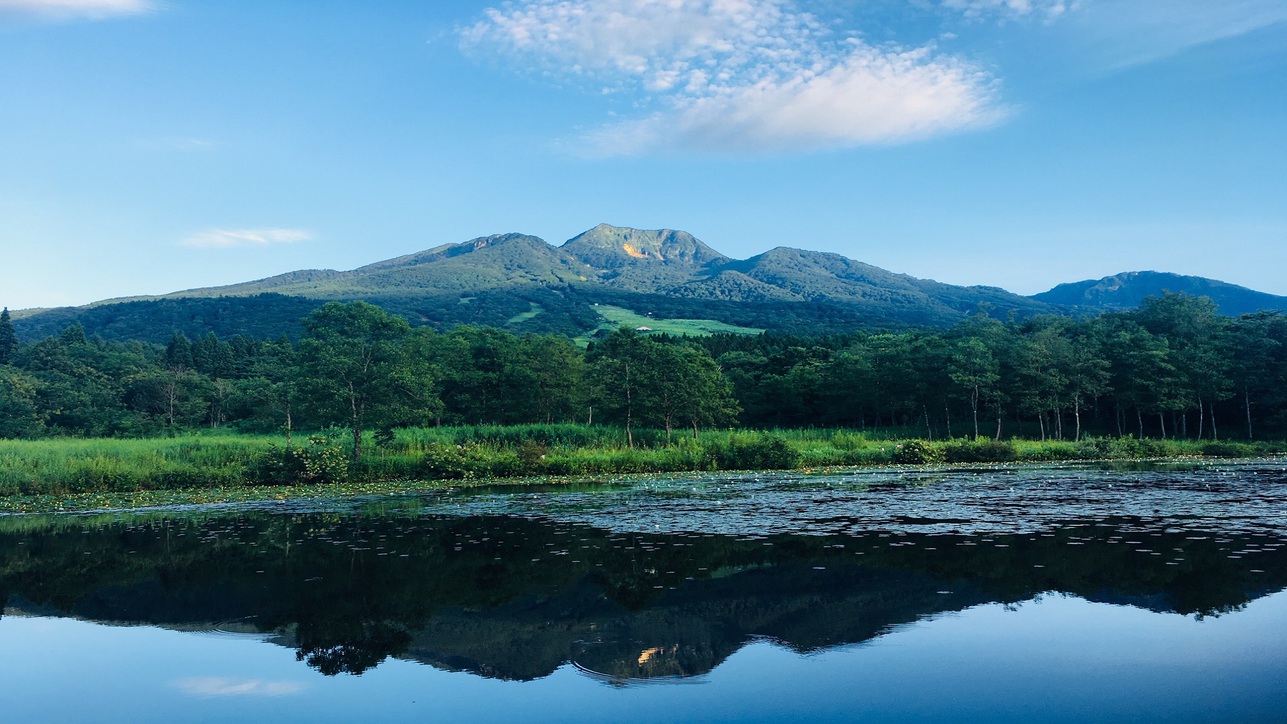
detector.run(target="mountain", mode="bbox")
[12,224,1056,343]
[1032,271,1287,317]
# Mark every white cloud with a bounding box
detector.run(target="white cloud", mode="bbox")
[181,228,313,249]
[939,0,1077,20]
[463,0,1006,155]
[173,677,306,698]
[0,0,153,19]
[588,44,1003,154]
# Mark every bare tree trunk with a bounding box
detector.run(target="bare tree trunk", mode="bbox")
[1211,405,1219,441]
[994,408,1003,441]
[1137,408,1144,439]
[624,362,633,448]
[924,405,933,441]
[284,401,293,447]
[1158,412,1166,439]
[349,382,363,462]
[1038,414,1046,442]
[944,402,952,439]
[1197,399,1205,440]
[972,388,980,440]
[1246,387,1254,440]
[1074,398,1082,442]
[692,419,699,440]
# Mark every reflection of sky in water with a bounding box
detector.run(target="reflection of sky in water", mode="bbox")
[3,592,1284,722]
[4,461,1286,721]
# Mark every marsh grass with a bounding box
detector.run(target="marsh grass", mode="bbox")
[1,426,1282,500]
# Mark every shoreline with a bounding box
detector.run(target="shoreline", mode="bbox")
[1,454,1280,516]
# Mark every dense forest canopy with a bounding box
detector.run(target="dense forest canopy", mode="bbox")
[1,293,1285,448]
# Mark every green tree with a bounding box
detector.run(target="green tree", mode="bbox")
[238,337,301,442]
[295,302,434,461]
[165,331,194,370]
[1135,293,1233,439]
[518,334,587,424]
[673,345,740,438]
[587,328,651,446]
[0,367,44,437]
[0,308,18,365]
[950,337,999,440]
[1229,313,1287,439]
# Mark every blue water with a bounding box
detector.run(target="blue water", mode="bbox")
[2,460,1285,722]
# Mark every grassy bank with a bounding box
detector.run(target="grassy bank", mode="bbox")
[1,424,1284,505]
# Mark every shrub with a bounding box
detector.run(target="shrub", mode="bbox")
[248,436,348,486]
[1201,441,1257,458]
[711,434,801,471]
[891,440,945,465]
[944,439,1018,463]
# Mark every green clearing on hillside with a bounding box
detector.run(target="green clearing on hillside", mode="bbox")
[505,302,544,326]
[584,304,763,342]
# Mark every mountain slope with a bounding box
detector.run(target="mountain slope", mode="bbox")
[1032,271,1287,316]
[560,223,729,291]
[13,224,1055,342]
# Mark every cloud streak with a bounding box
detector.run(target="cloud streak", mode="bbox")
[1070,0,1287,69]
[181,228,313,249]
[463,0,1007,155]
[173,677,306,698]
[0,0,153,19]
[938,0,1077,20]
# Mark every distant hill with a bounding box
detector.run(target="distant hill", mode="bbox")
[9,223,1056,343]
[1031,271,1287,317]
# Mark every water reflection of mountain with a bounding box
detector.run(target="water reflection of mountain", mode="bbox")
[2,511,1284,682]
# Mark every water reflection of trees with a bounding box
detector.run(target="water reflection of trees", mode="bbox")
[1,511,1283,680]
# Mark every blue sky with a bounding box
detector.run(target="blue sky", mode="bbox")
[1,0,1284,310]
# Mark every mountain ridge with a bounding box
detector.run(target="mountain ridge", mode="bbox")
[1032,270,1287,317]
[10,225,1285,343]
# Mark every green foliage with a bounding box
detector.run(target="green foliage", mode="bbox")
[1199,441,1258,458]
[944,439,1018,463]
[248,435,349,486]
[892,440,945,465]
[708,433,801,471]
[0,308,17,364]
[296,302,438,460]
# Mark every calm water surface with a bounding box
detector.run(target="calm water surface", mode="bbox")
[2,461,1286,722]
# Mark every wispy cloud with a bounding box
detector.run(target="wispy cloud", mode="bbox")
[139,136,217,152]
[938,0,1078,21]
[463,0,1007,155]
[181,228,313,249]
[173,677,306,698]
[0,0,153,20]
[1069,0,1287,69]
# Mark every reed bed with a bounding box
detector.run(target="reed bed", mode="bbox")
[1,425,1282,498]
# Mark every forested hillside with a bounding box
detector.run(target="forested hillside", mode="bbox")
[1033,271,1287,316]
[3,292,1285,445]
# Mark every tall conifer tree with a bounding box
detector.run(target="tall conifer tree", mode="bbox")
[0,308,16,365]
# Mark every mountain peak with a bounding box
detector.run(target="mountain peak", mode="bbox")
[1031,270,1287,316]
[561,224,728,268]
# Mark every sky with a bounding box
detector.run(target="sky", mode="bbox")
[1,0,1285,310]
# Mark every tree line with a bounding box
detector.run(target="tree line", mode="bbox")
[2,293,1286,453]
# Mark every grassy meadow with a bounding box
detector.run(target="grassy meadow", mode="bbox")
[2,424,1284,512]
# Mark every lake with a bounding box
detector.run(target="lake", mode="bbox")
[3,461,1286,722]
